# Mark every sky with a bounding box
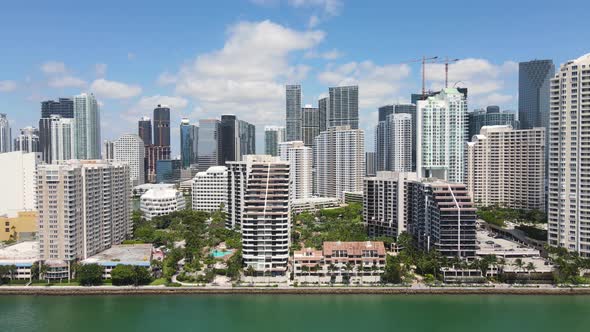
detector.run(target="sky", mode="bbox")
[1,0,589,155]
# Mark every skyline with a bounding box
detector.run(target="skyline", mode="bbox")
[1,0,589,155]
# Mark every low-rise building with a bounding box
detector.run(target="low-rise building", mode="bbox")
[293,241,386,284]
[343,191,363,205]
[0,211,37,242]
[291,197,340,214]
[140,188,186,220]
[132,183,175,197]
[81,244,153,279]
[0,241,39,280]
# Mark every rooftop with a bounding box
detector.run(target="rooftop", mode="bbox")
[0,241,39,266]
[324,241,386,256]
[134,183,175,191]
[476,229,540,258]
[141,188,181,199]
[82,244,153,267]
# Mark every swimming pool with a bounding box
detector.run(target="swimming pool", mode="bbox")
[211,249,233,258]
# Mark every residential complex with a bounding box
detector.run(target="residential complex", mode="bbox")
[286,84,302,141]
[192,166,228,212]
[279,141,312,200]
[0,151,41,215]
[73,93,101,159]
[140,187,186,220]
[466,125,545,210]
[114,134,145,187]
[264,126,285,156]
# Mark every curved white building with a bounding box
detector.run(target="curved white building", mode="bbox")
[192,166,228,212]
[140,188,186,220]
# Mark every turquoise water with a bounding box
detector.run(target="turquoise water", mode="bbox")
[1,295,589,332]
[211,249,233,258]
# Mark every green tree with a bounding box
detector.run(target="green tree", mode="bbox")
[77,264,103,286]
[111,265,152,286]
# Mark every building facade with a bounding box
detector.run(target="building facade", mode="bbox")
[468,106,519,138]
[314,126,365,200]
[302,106,320,147]
[197,119,221,171]
[0,113,11,153]
[155,159,182,183]
[279,141,312,200]
[180,119,199,169]
[192,166,228,213]
[138,116,152,145]
[264,126,285,156]
[140,188,186,220]
[0,151,41,215]
[286,84,302,141]
[50,116,76,162]
[73,93,101,159]
[328,86,359,129]
[114,134,146,187]
[153,105,170,147]
[14,127,40,153]
[466,126,545,210]
[416,88,468,183]
[548,54,590,256]
[519,60,555,130]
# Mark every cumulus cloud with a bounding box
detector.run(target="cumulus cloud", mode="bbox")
[288,0,342,16]
[0,80,17,92]
[41,61,67,74]
[168,20,324,124]
[304,48,342,60]
[90,78,142,99]
[48,76,87,88]
[95,63,108,77]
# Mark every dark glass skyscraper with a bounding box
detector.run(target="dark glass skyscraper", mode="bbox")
[468,107,519,138]
[518,60,555,129]
[328,86,359,129]
[302,106,319,147]
[286,85,302,141]
[138,116,152,145]
[378,105,394,122]
[220,115,255,163]
[318,97,328,133]
[198,119,220,171]
[153,105,170,147]
[41,98,74,119]
[180,119,198,169]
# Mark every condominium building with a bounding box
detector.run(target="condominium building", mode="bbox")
[548,53,590,256]
[364,171,418,237]
[232,155,290,275]
[376,104,417,172]
[0,113,11,153]
[314,126,365,200]
[466,126,545,210]
[197,119,221,171]
[417,88,468,183]
[114,134,146,187]
[192,166,228,213]
[519,60,555,130]
[264,126,285,156]
[279,141,312,200]
[302,105,320,147]
[50,115,76,162]
[39,98,74,163]
[103,140,114,160]
[0,151,41,215]
[407,180,477,258]
[180,119,199,169]
[140,188,186,220]
[37,160,131,261]
[14,127,40,153]
[328,86,359,129]
[286,84,302,141]
[73,93,101,159]
[365,152,376,176]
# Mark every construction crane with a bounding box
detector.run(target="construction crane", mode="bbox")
[443,57,460,88]
[398,56,461,99]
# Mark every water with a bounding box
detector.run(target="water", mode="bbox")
[211,249,233,258]
[1,295,589,332]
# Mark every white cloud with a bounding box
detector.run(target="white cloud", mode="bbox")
[48,76,87,88]
[90,78,142,99]
[157,72,178,85]
[308,15,320,28]
[0,80,17,92]
[127,52,136,60]
[169,20,324,125]
[95,63,107,77]
[288,0,342,16]
[474,93,514,107]
[41,61,67,74]
[304,48,342,60]
[137,95,189,111]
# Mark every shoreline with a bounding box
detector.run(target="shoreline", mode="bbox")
[1,286,590,296]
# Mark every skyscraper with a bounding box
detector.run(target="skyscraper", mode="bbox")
[365,152,376,176]
[468,106,519,138]
[318,97,328,132]
[375,105,416,172]
[49,115,76,162]
[41,98,74,119]
[286,84,302,141]
[0,151,41,215]
[279,141,312,200]
[114,134,145,186]
[103,140,114,160]
[180,119,199,169]
[417,88,468,183]
[314,126,365,200]
[548,53,590,256]
[301,105,320,147]
[219,115,255,163]
[328,86,359,129]
[138,116,152,145]
[264,126,285,156]
[0,113,11,153]
[153,105,170,147]
[387,113,413,172]
[378,105,394,122]
[14,127,40,153]
[519,60,555,130]
[197,119,221,171]
[73,93,101,159]
[237,119,256,158]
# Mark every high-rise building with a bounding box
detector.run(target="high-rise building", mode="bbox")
[548,54,590,256]
[228,155,290,275]
[0,113,11,153]
[364,171,418,237]
[237,119,256,159]
[328,86,359,129]
[468,106,519,138]
[314,126,365,200]
[197,119,221,171]
[145,145,171,183]
[114,134,145,187]
[156,159,182,183]
[411,88,468,105]
[279,141,312,200]
[103,140,114,160]
[388,113,412,172]
[14,127,40,153]
[417,88,468,183]
[0,151,41,215]
[37,160,131,261]
[73,93,101,159]
[378,105,394,122]
[153,105,170,147]
[365,152,376,177]
[407,179,477,258]
[466,125,545,211]
[264,126,285,156]
[192,166,228,213]
[301,105,320,147]
[50,116,76,162]
[138,116,152,145]
[180,119,199,169]
[286,84,302,141]
[220,115,255,163]
[391,104,417,171]
[41,98,74,119]
[140,188,185,220]
[519,60,555,130]
[318,97,328,132]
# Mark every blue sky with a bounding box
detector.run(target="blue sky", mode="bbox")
[1,0,589,154]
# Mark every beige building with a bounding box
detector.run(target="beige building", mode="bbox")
[0,211,37,242]
[466,125,545,210]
